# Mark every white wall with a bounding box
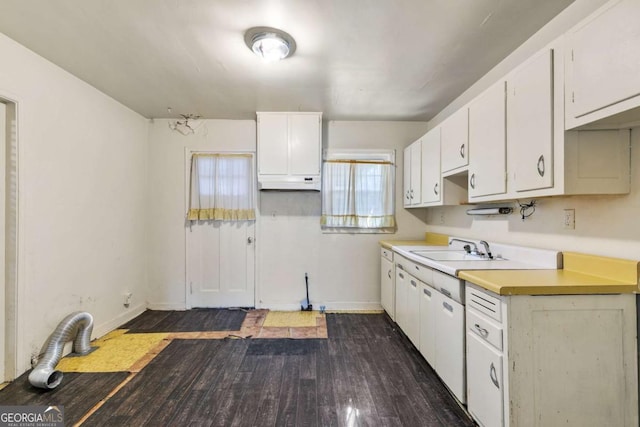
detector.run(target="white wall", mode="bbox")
[258,121,429,310]
[147,119,428,310]
[424,129,640,259]
[0,33,149,375]
[147,119,256,308]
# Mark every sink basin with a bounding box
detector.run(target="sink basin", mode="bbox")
[411,250,504,261]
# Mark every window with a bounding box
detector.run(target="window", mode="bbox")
[188,153,255,221]
[321,149,395,232]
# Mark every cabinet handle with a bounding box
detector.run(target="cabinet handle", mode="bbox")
[490,363,500,389]
[247,237,254,244]
[397,263,404,270]
[415,265,420,271]
[398,272,405,279]
[410,189,414,199]
[460,144,465,159]
[433,182,439,195]
[410,280,417,287]
[440,288,452,298]
[474,323,489,338]
[423,288,432,297]
[406,190,410,201]
[470,173,476,189]
[388,269,392,279]
[442,301,453,312]
[537,155,545,177]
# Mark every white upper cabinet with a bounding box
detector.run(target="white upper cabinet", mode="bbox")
[441,108,469,174]
[468,81,507,199]
[257,112,322,190]
[403,139,422,207]
[508,49,554,192]
[421,128,441,204]
[565,0,640,129]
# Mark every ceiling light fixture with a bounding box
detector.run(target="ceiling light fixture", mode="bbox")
[244,26,296,62]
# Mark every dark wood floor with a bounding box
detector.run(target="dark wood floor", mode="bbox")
[84,313,474,426]
[0,372,128,426]
[120,308,247,333]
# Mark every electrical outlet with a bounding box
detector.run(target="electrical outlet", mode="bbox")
[563,209,575,230]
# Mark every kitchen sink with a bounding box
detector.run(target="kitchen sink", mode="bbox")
[411,250,505,261]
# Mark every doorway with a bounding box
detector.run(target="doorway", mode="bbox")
[185,151,256,308]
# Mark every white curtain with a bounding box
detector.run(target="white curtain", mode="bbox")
[188,153,255,221]
[321,160,395,229]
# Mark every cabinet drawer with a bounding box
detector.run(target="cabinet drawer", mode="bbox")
[468,308,503,351]
[466,284,502,322]
[406,260,433,287]
[433,270,464,304]
[381,247,394,262]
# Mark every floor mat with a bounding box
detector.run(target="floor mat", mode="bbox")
[121,308,247,332]
[0,371,128,426]
[262,310,322,327]
[56,329,168,372]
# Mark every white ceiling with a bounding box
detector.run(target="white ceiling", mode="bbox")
[0,0,574,121]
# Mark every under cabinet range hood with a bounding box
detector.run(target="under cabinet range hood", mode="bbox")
[258,175,321,191]
[257,112,322,191]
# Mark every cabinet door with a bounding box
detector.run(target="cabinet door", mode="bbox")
[289,114,321,176]
[380,257,394,320]
[419,283,436,367]
[567,0,640,120]
[509,49,554,192]
[468,82,506,198]
[403,147,412,207]
[421,128,441,204]
[257,114,288,175]
[435,294,466,403]
[395,268,408,331]
[441,108,469,173]
[405,276,420,347]
[410,141,422,205]
[467,331,504,427]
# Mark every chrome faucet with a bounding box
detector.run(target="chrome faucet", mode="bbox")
[449,238,479,255]
[479,240,493,259]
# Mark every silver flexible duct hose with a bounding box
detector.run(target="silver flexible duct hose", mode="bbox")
[28,311,94,389]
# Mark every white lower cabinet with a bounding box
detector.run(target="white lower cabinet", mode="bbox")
[434,291,466,404]
[418,282,436,367]
[394,253,466,404]
[405,276,420,347]
[394,266,408,332]
[467,332,503,427]
[380,248,395,320]
[466,282,638,427]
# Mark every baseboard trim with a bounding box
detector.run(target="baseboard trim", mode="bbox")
[94,303,147,338]
[256,302,383,311]
[146,302,187,311]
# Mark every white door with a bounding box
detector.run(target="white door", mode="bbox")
[186,152,256,308]
[509,49,554,192]
[421,128,441,204]
[187,221,255,307]
[435,293,466,403]
[409,141,422,205]
[395,267,408,331]
[380,256,394,320]
[419,283,436,367]
[257,113,288,175]
[467,331,504,427]
[441,107,469,173]
[468,81,507,198]
[289,114,321,176]
[403,147,411,206]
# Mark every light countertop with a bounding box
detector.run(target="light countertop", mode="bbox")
[459,252,639,296]
[379,232,449,250]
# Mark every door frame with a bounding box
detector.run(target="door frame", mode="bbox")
[0,93,20,381]
[183,148,257,309]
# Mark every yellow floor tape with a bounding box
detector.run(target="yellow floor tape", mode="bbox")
[56,330,168,373]
[262,311,322,328]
